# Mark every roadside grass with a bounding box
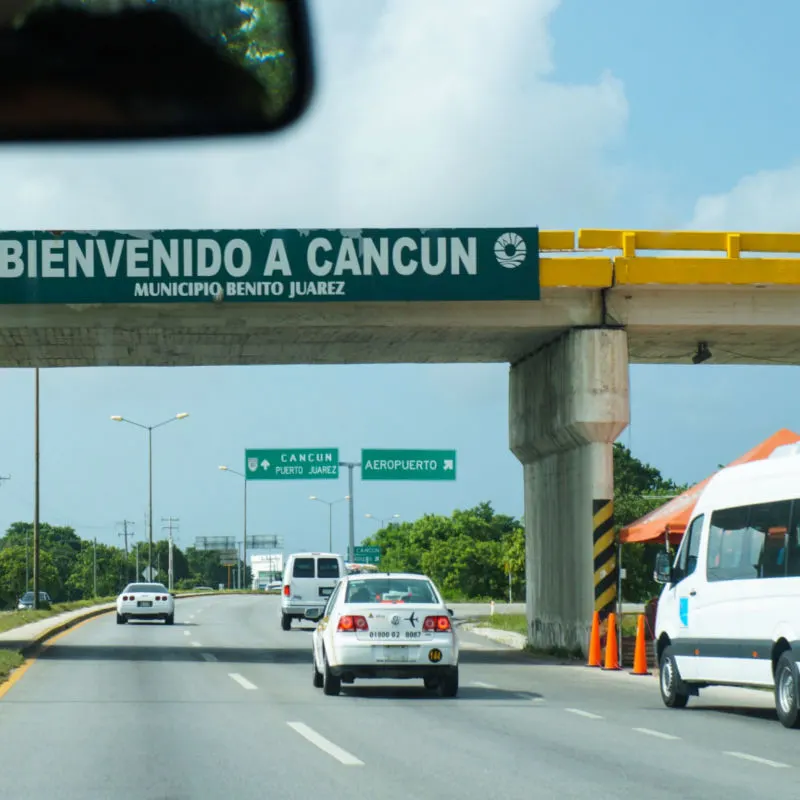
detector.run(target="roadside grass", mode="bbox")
[474,613,528,636]
[0,597,116,635]
[0,650,23,681]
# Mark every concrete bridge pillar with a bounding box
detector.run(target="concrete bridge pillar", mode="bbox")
[509,328,629,655]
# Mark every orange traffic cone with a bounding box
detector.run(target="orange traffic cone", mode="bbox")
[603,612,620,670]
[587,611,601,667]
[631,614,651,675]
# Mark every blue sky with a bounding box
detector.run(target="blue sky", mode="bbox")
[0,0,799,556]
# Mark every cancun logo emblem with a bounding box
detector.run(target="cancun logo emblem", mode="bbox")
[494,232,527,269]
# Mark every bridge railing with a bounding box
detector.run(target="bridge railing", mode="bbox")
[536,229,800,287]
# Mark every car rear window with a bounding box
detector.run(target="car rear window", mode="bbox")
[345,578,438,604]
[126,584,167,593]
[317,558,340,578]
[292,558,315,578]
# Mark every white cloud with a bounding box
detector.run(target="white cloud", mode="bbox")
[0,0,629,231]
[690,162,800,231]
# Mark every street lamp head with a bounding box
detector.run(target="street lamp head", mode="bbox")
[364,513,373,519]
[176,412,189,420]
[110,415,123,422]
[309,495,317,501]
[219,466,229,471]
[345,495,351,500]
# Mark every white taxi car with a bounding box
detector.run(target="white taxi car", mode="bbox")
[309,572,459,697]
[116,582,175,625]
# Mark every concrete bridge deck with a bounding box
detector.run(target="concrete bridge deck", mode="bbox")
[1,229,799,368]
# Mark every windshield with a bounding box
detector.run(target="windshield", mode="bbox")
[344,578,439,604]
[124,583,168,593]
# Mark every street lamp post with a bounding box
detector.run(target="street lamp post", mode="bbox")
[309,495,350,552]
[111,413,189,581]
[219,466,248,589]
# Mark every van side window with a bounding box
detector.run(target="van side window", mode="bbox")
[292,558,315,578]
[707,500,792,581]
[785,500,800,577]
[707,505,750,581]
[675,514,704,581]
[317,558,340,579]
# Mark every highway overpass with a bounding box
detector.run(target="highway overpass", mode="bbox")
[3,226,798,654]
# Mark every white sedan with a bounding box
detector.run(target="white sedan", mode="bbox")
[116,582,175,625]
[309,572,459,697]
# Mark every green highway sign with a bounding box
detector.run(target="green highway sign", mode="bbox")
[0,227,540,305]
[361,449,457,481]
[354,546,381,565]
[245,448,339,480]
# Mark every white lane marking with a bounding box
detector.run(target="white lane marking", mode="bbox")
[183,630,190,636]
[191,641,201,647]
[228,673,257,691]
[724,751,790,769]
[201,653,217,662]
[287,722,364,766]
[633,727,680,740]
[565,708,603,720]
[471,681,497,689]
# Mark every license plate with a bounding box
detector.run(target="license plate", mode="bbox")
[378,646,409,663]
[137,601,152,607]
[319,587,333,597]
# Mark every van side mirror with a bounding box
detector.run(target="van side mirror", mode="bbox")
[304,608,323,622]
[447,608,454,617]
[654,551,672,585]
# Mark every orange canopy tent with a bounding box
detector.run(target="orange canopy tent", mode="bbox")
[619,428,800,546]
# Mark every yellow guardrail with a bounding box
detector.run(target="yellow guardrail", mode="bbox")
[537,229,800,288]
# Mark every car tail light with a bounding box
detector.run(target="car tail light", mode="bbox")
[282,585,290,597]
[423,615,451,632]
[337,615,368,632]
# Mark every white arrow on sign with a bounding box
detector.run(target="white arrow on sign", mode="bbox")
[443,460,454,470]
[261,459,271,470]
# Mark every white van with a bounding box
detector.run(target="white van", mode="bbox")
[653,450,800,728]
[281,552,345,630]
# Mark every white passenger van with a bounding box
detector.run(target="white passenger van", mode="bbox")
[281,552,345,631]
[654,444,800,728]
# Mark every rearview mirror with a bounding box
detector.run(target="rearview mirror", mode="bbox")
[654,551,672,585]
[0,0,314,142]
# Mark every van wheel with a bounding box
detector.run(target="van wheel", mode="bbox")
[423,676,438,690]
[312,653,324,688]
[281,613,291,631]
[659,646,689,708]
[322,650,341,696]
[116,613,125,625]
[165,613,174,625]
[775,652,800,728]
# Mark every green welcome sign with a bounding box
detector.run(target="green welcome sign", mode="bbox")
[0,227,540,304]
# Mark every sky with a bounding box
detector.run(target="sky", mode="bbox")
[0,0,799,557]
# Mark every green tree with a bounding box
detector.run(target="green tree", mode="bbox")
[66,541,129,598]
[0,545,60,607]
[613,443,688,603]
[1,522,82,601]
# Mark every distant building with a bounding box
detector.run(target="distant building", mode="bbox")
[251,553,284,590]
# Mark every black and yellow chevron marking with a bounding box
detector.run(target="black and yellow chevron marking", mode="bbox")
[593,499,617,621]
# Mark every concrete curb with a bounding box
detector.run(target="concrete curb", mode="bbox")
[461,623,528,650]
[9,590,264,657]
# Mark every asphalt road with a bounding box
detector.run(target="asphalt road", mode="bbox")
[0,595,799,799]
